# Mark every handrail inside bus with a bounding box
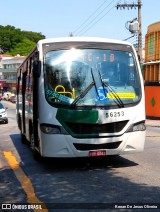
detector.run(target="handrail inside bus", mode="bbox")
[54,85,75,101]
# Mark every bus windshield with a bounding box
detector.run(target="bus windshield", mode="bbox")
[44,48,141,108]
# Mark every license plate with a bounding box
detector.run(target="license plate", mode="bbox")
[89,150,106,157]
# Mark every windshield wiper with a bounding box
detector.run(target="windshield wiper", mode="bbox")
[70,81,95,106]
[98,71,124,108]
[91,68,99,98]
[71,68,99,106]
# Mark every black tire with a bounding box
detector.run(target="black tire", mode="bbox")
[5,119,8,124]
[21,133,28,144]
[30,130,41,161]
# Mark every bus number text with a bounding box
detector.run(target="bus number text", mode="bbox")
[106,111,124,118]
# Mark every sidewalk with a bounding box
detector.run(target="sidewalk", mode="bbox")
[145,119,160,127]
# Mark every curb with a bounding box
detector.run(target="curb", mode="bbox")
[145,119,160,127]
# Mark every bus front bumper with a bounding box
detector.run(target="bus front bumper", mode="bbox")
[39,130,146,158]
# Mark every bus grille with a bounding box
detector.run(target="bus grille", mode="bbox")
[73,141,122,151]
[65,120,128,134]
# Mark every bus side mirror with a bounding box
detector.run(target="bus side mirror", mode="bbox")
[33,60,41,78]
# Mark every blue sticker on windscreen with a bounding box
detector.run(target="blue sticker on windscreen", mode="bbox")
[96,87,109,102]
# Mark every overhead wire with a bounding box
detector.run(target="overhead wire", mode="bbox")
[73,0,119,36]
[73,0,109,35]
[72,0,146,47]
[78,0,118,36]
[78,0,117,36]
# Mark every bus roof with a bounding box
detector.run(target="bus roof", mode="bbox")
[17,37,134,73]
[37,37,132,46]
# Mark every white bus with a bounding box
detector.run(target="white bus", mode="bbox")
[16,37,146,159]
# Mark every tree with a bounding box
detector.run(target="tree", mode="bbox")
[0,25,22,53]
[0,25,45,55]
[22,31,45,43]
[9,38,36,56]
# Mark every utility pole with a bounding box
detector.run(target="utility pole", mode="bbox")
[116,0,142,62]
[138,0,142,62]
[69,32,73,37]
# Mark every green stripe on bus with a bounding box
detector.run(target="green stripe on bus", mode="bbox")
[56,109,99,138]
[56,109,98,123]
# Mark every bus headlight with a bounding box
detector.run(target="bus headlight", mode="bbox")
[126,121,146,133]
[40,124,68,135]
[41,124,61,134]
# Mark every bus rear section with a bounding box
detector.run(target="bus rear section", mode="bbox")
[17,37,146,158]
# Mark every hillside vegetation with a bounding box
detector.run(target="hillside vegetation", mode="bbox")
[0,25,45,56]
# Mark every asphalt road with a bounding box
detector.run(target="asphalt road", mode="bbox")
[0,100,160,212]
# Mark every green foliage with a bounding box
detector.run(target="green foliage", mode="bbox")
[0,25,45,56]
[9,38,35,56]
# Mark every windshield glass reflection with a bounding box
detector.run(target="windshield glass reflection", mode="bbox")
[44,48,141,107]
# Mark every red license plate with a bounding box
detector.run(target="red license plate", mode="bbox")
[89,150,106,157]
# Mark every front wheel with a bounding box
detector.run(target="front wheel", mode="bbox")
[30,130,41,161]
[21,132,28,144]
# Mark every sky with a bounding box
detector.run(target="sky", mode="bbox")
[1,0,160,47]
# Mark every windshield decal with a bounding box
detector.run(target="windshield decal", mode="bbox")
[107,92,136,99]
[96,87,109,102]
[46,89,73,104]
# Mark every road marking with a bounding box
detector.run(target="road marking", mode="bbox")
[146,135,160,138]
[3,151,48,211]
